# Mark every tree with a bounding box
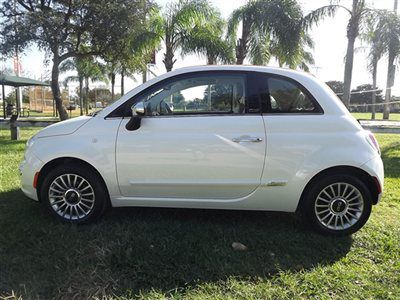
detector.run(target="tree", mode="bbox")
[374,11,400,119]
[60,56,107,115]
[351,84,383,105]
[227,0,336,69]
[362,15,386,119]
[180,3,234,64]
[102,6,163,98]
[159,0,218,72]
[0,0,152,120]
[326,80,344,100]
[87,87,112,105]
[333,0,376,108]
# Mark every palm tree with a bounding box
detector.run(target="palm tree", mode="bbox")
[376,11,400,119]
[362,16,385,119]
[180,4,234,64]
[129,7,164,83]
[227,0,336,69]
[60,57,107,115]
[159,0,217,72]
[333,0,377,109]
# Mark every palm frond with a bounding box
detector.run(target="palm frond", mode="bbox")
[302,5,339,29]
[226,6,246,44]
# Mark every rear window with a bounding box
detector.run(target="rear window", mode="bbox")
[268,77,317,113]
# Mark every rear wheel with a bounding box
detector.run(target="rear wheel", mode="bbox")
[303,174,372,236]
[40,164,108,223]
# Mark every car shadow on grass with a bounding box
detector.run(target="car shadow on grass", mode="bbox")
[0,189,352,299]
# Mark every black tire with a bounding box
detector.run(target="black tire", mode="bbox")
[302,174,372,236]
[40,164,109,224]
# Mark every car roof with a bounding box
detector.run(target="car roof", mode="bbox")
[166,65,315,79]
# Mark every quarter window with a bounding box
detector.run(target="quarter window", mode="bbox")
[140,75,246,116]
[268,77,317,113]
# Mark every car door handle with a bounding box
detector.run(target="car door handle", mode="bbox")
[232,136,263,143]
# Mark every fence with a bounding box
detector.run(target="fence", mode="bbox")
[1,118,58,140]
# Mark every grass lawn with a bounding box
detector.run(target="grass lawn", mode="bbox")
[351,112,400,121]
[0,128,399,299]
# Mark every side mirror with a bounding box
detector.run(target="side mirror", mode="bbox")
[131,101,145,116]
[126,101,145,131]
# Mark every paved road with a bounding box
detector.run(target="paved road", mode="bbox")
[360,120,400,133]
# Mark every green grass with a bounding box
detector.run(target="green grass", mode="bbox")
[0,128,399,299]
[351,112,400,121]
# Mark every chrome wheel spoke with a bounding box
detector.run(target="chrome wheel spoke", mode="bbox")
[51,199,64,206]
[80,201,92,210]
[317,197,330,203]
[340,215,344,229]
[320,212,332,221]
[347,195,361,202]
[59,176,69,189]
[50,187,63,194]
[342,184,349,198]
[329,185,336,198]
[48,173,95,221]
[76,204,87,216]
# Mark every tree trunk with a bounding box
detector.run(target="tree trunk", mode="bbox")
[142,69,147,83]
[235,17,250,64]
[79,77,83,116]
[51,59,68,120]
[343,0,360,109]
[111,72,116,101]
[207,54,216,65]
[163,50,175,72]
[383,52,395,120]
[382,0,399,119]
[343,35,356,109]
[121,69,125,96]
[371,57,377,120]
[163,34,176,72]
[84,77,89,115]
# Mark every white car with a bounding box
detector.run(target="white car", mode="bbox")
[20,66,383,235]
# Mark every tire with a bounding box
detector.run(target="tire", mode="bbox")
[40,164,109,224]
[302,174,372,236]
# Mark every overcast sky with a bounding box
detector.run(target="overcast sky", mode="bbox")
[1,0,398,97]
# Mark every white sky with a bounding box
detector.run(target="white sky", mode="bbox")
[1,0,399,97]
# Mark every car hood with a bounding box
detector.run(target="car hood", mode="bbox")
[36,116,92,138]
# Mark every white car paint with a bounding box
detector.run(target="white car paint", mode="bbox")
[20,65,384,213]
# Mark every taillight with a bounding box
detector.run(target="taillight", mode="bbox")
[366,131,380,155]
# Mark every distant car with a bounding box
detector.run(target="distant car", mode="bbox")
[20,66,383,235]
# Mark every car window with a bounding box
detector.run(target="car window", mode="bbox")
[139,75,246,116]
[268,77,316,113]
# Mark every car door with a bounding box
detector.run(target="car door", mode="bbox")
[115,71,267,200]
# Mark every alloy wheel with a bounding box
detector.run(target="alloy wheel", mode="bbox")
[314,182,364,230]
[48,173,95,220]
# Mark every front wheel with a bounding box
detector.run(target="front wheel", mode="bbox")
[302,174,372,236]
[40,164,108,223]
